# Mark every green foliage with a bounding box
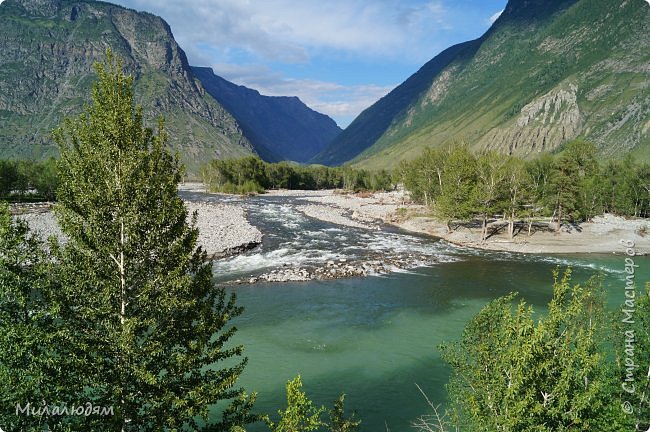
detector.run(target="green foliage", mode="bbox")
[0,204,69,431]
[50,50,254,431]
[525,153,554,218]
[202,157,392,194]
[268,376,326,432]
[547,140,599,227]
[439,269,632,432]
[503,157,532,238]
[474,151,509,240]
[398,140,649,233]
[435,146,477,230]
[327,394,361,432]
[266,376,361,432]
[0,158,59,201]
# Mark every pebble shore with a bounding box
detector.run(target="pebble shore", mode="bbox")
[13,200,263,259]
[295,204,380,230]
[265,189,650,255]
[184,201,262,258]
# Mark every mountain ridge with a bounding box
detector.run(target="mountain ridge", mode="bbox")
[0,0,257,173]
[314,0,649,168]
[0,0,343,173]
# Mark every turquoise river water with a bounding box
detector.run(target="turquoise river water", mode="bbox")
[182,191,650,432]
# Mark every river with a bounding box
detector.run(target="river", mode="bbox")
[183,190,650,432]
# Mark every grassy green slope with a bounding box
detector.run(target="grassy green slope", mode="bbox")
[310,40,479,165]
[323,0,649,169]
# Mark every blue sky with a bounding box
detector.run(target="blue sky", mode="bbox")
[112,0,508,127]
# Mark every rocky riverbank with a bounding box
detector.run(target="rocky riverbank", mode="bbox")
[13,199,263,259]
[230,253,442,285]
[184,201,263,259]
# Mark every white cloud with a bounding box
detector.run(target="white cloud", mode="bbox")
[211,63,393,127]
[488,9,504,24]
[116,0,450,64]
[108,0,472,125]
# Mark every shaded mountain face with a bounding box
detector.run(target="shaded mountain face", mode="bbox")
[192,67,341,163]
[314,0,650,168]
[0,0,254,173]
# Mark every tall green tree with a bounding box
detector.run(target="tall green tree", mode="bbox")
[502,157,530,239]
[51,51,255,431]
[440,269,628,431]
[525,153,553,221]
[435,147,477,232]
[547,140,598,230]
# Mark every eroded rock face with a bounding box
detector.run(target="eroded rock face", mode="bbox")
[479,83,581,155]
[0,0,253,172]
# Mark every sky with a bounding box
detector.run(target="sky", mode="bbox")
[111,0,508,127]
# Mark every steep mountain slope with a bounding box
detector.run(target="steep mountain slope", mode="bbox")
[0,0,254,173]
[192,67,341,163]
[314,0,650,168]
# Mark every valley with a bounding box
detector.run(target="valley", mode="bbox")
[2,0,650,430]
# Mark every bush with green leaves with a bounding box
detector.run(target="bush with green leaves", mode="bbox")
[433,269,644,432]
[266,376,361,432]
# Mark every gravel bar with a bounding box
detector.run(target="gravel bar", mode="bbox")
[14,200,263,259]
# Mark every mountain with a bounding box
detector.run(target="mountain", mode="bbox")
[0,0,254,173]
[313,0,650,168]
[192,67,341,163]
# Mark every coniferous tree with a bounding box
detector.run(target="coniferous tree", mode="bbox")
[51,51,255,431]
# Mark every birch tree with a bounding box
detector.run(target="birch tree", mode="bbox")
[52,51,255,431]
[503,157,530,239]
